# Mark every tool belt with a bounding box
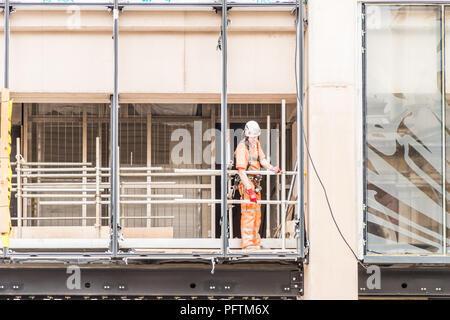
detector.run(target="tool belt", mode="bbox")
[235,174,262,194]
[248,174,262,186]
[250,175,262,193]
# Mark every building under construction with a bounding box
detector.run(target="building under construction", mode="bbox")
[2,0,450,300]
[0,0,306,299]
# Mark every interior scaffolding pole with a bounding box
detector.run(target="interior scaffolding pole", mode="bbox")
[210,105,216,238]
[220,0,228,257]
[297,1,305,258]
[109,0,119,257]
[146,107,152,228]
[16,138,21,238]
[82,106,87,227]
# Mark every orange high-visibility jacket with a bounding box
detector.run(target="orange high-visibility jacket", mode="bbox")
[235,139,266,172]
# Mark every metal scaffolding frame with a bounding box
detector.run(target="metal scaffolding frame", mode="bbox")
[0,0,306,264]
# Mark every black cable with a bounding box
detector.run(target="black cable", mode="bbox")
[294,1,367,270]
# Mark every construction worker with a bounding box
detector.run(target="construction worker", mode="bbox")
[235,120,280,249]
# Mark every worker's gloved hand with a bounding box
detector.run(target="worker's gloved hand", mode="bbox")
[248,189,257,203]
[271,166,281,174]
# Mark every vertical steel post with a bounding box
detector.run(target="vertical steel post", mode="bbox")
[297,1,305,258]
[4,0,10,89]
[110,0,119,257]
[221,0,228,256]
[3,2,11,254]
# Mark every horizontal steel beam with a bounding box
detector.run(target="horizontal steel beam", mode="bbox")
[359,265,450,297]
[0,264,303,297]
[121,238,298,249]
[9,238,298,250]
[4,250,302,262]
[0,1,299,7]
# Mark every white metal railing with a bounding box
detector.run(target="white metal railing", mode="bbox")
[11,136,297,248]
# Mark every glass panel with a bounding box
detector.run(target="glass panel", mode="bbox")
[445,7,450,254]
[365,6,443,254]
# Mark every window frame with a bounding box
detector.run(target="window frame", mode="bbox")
[361,1,450,264]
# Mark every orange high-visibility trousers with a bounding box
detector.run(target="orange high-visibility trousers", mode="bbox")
[238,181,261,248]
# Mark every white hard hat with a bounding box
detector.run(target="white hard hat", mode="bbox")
[244,120,261,137]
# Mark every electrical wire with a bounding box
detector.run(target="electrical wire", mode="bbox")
[294,1,367,270]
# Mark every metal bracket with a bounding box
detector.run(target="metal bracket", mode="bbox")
[0,5,14,14]
[291,3,307,27]
[293,219,300,234]
[107,5,124,12]
[303,239,310,264]
[213,6,232,14]
[216,19,231,52]
[289,270,303,296]
[210,257,216,274]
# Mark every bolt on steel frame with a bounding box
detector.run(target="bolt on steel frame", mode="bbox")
[0,0,306,263]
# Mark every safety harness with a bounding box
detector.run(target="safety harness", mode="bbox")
[233,138,263,195]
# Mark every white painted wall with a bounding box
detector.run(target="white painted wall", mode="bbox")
[10,31,114,92]
[2,9,297,93]
[303,0,359,300]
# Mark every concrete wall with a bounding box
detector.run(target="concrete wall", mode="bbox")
[303,0,360,300]
[1,9,297,94]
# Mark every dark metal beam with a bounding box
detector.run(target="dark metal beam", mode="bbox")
[359,265,450,297]
[0,264,303,297]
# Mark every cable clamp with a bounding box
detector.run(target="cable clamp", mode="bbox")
[293,219,301,235]
[210,257,216,275]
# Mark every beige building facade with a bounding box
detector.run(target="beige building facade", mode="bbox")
[1,0,446,300]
